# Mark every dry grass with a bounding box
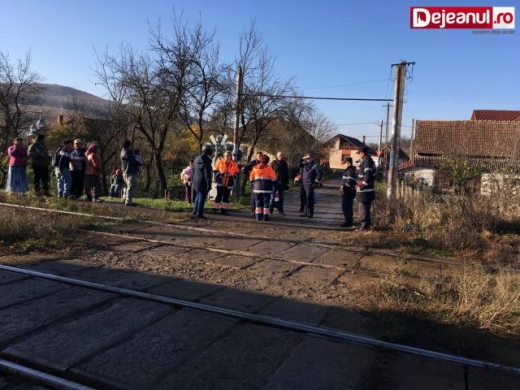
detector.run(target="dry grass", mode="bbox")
[370,180,520,266]
[0,192,135,253]
[351,180,520,340]
[357,264,520,340]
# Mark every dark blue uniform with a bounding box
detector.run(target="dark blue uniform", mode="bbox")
[299,159,323,218]
[341,165,357,227]
[356,155,376,230]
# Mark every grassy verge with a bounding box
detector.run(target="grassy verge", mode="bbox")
[351,264,520,348]
[0,190,251,253]
[362,179,520,267]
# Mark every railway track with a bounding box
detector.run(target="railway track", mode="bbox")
[1,264,519,390]
[1,179,519,389]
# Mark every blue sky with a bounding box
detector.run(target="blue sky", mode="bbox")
[2,0,518,143]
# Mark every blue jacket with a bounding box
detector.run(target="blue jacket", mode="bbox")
[57,148,73,170]
[300,161,323,187]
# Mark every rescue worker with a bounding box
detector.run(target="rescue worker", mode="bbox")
[356,146,376,231]
[298,153,323,218]
[212,151,240,214]
[242,151,267,216]
[250,154,276,221]
[339,157,357,228]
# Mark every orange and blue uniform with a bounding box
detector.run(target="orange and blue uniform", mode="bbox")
[212,158,240,213]
[250,163,276,221]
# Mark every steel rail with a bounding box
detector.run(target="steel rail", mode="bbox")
[1,264,519,378]
[0,202,122,220]
[0,358,96,390]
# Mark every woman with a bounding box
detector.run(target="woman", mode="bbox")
[212,152,239,214]
[6,137,29,194]
[84,144,103,202]
[180,159,194,204]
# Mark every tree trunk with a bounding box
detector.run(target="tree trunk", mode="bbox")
[154,152,168,192]
[239,144,259,195]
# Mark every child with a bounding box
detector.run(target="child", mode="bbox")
[109,169,124,198]
[134,149,144,176]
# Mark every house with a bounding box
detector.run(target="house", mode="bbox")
[379,145,409,172]
[328,134,375,169]
[399,120,520,193]
[470,110,520,121]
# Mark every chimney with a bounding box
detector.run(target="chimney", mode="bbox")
[58,115,63,125]
[362,135,366,144]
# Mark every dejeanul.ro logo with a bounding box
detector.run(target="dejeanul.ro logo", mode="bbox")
[410,6,515,29]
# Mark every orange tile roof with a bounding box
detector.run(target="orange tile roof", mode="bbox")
[471,110,520,121]
[414,120,520,158]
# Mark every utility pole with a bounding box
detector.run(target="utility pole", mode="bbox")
[387,61,415,199]
[410,118,416,159]
[384,103,392,173]
[233,66,243,197]
[378,119,383,168]
[384,103,391,149]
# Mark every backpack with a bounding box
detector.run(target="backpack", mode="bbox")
[52,147,63,167]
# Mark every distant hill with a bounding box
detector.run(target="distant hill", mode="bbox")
[30,83,111,123]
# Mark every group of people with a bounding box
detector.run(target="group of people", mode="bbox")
[340,146,376,231]
[53,138,104,201]
[180,146,323,222]
[6,135,375,228]
[181,144,376,230]
[4,135,145,207]
[5,135,104,201]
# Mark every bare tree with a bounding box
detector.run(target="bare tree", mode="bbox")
[94,42,181,191]
[94,15,221,191]
[170,21,226,149]
[0,50,44,185]
[233,22,298,192]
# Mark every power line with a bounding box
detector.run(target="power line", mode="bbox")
[336,122,378,126]
[242,93,392,102]
[302,79,390,90]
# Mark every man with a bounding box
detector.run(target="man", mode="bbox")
[192,144,214,218]
[298,153,323,218]
[70,139,86,199]
[269,151,289,216]
[27,134,51,196]
[120,140,141,206]
[55,140,80,199]
[356,146,376,231]
[339,157,357,228]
